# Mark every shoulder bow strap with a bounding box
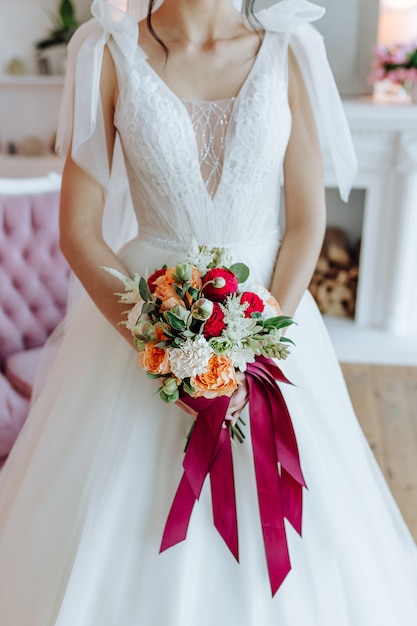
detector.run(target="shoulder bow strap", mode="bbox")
[251,0,358,201]
[55,0,144,190]
[56,0,143,259]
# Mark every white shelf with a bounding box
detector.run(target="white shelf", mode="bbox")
[0,155,64,178]
[0,75,64,87]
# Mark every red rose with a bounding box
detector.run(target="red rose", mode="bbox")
[147,268,168,293]
[203,302,226,339]
[202,268,239,302]
[240,291,265,317]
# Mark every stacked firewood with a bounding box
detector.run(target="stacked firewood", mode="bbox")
[309,227,359,318]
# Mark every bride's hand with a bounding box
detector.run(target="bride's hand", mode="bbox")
[227,371,249,424]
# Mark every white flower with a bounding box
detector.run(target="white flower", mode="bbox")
[187,248,216,274]
[213,247,233,269]
[102,266,144,304]
[224,317,257,342]
[221,294,255,342]
[125,302,144,332]
[183,241,235,275]
[118,290,143,305]
[222,293,247,316]
[168,336,214,380]
[228,345,256,371]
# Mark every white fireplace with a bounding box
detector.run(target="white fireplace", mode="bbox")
[323,98,417,365]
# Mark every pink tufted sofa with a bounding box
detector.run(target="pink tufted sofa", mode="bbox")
[0,174,70,463]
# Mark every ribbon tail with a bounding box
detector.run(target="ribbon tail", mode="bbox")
[160,394,231,552]
[210,427,239,561]
[281,468,304,536]
[160,472,196,553]
[247,373,292,595]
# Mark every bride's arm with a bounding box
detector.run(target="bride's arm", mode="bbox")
[269,48,326,317]
[59,47,134,344]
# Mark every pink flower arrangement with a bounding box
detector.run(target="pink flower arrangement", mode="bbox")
[369,40,417,85]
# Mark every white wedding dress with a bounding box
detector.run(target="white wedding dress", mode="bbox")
[1,1,417,624]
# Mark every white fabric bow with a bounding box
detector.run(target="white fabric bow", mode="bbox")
[252,0,357,200]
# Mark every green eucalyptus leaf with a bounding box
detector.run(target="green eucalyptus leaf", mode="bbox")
[155,340,172,348]
[173,284,186,299]
[187,286,200,301]
[263,315,294,329]
[159,321,175,338]
[280,336,295,345]
[139,277,153,302]
[182,379,195,396]
[141,301,154,315]
[229,262,250,283]
[165,311,186,331]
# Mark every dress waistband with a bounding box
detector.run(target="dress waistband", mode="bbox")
[139,230,280,253]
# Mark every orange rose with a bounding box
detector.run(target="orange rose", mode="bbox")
[138,325,170,375]
[190,267,202,290]
[185,267,203,305]
[191,354,239,399]
[160,296,184,312]
[154,267,202,311]
[153,268,184,310]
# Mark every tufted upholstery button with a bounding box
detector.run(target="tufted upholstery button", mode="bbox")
[0,183,69,455]
[0,187,69,362]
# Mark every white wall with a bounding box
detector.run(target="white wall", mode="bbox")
[1,0,380,84]
[0,0,91,74]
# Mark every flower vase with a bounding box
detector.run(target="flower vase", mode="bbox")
[37,43,67,76]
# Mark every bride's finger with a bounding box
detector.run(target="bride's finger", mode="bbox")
[175,399,198,419]
[228,376,249,415]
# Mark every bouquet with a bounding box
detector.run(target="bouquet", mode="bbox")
[104,242,306,597]
[104,242,294,441]
[369,40,417,86]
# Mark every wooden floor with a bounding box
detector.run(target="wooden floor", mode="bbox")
[341,363,417,541]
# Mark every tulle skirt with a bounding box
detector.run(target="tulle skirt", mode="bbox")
[1,238,417,626]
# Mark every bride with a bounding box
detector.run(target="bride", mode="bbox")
[1,0,417,624]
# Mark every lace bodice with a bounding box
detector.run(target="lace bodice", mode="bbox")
[182,98,236,200]
[111,31,291,252]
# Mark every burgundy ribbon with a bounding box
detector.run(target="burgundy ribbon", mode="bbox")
[159,356,306,596]
[160,393,239,560]
[246,356,306,595]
